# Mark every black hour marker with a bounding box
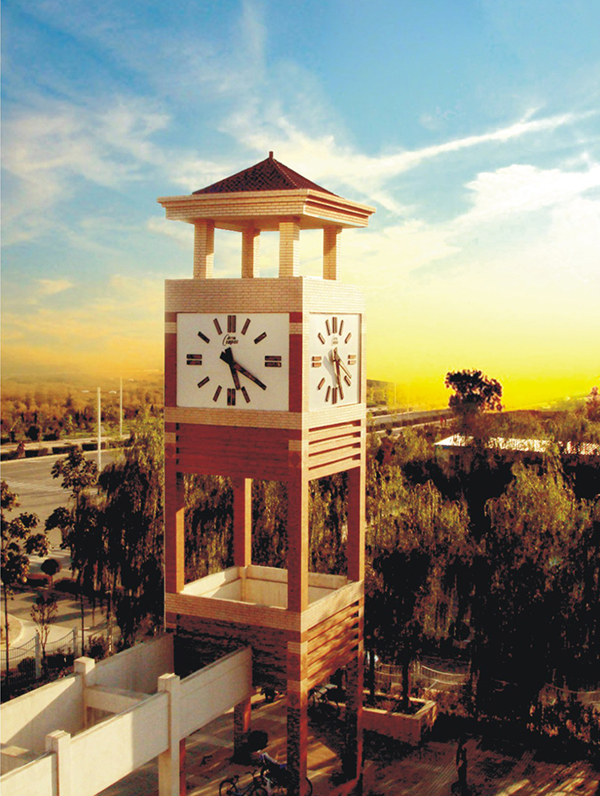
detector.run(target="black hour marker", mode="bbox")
[227,315,236,333]
[254,332,267,344]
[241,318,251,335]
[332,387,338,404]
[318,333,326,345]
[311,356,322,368]
[344,333,352,344]
[198,331,210,344]
[348,354,357,365]
[332,317,338,334]
[339,320,344,336]
[344,375,352,386]
[213,385,222,402]
[197,376,210,389]
[265,355,282,368]
[186,354,202,365]
[325,386,331,402]
[325,319,331,336]
[213,318,223,335]
[227,388,236,406]
[318,378,325,390]
[241,386,251,403]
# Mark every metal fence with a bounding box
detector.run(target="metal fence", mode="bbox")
[2,628,79,677]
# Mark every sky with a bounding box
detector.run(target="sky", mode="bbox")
[2,0,600,409]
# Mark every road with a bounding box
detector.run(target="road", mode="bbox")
[1,450,122,564]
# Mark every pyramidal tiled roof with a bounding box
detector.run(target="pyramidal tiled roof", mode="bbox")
[193,153,337,196]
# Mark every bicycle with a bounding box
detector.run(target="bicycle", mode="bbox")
[259,755,313,795]
[219,770,269,796]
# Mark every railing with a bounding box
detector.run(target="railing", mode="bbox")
[2,628,79,679]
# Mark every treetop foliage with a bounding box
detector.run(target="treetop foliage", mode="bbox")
[445,369,503,415]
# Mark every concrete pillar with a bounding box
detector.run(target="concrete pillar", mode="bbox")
[158,673,181,796]
[193,221,215,279]
[46,730,72,796]
[74,656,96,729]
[286,639,309,796]
[233,697,252,760]
[323,226,341,280]
[279,219,300,277]
[242,227,260,278]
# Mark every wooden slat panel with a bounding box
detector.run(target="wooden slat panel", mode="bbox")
[308,423,360,443]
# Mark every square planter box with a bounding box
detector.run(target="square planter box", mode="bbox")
[363,697,438,745]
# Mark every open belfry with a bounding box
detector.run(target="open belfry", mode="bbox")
[158,153,375,795]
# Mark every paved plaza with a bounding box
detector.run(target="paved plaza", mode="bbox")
[98,694,599,796]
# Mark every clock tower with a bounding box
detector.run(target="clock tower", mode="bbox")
[158,154,374,795]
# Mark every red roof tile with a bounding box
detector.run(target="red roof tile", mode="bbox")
[193,153,336,196]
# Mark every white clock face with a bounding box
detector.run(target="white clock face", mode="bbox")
[177,313,289,410]
[309,314,361,409]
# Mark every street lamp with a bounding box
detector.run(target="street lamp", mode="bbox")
[82,388,102,470]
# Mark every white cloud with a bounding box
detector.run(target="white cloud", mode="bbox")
[36,279,74,296]
[2,97,169,243]
[457,162,600,227]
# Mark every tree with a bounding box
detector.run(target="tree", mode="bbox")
[586,386,600,422]
[445,369,503,420]
[41,558,61,587]
[30,593,58,673]
[480,463,595,709]
[1,481,49,693]
[97,412,164,646]
[47,450,99,654]
[51,447,98,510]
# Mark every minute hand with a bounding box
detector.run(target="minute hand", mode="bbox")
[234,362,267,391]
[333,348,352,379]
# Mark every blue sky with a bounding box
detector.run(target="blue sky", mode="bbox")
[2,0,599,407]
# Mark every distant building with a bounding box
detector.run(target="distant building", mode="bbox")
[435,434,600,474]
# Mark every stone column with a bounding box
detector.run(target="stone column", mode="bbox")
[242,227,260,278]
[193,220,215,279]
[158,673,181,796]
[323,226,341,280]
[46,730,72,796]
[279,219,300,277]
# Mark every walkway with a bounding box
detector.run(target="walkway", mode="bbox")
[98,695,599,796]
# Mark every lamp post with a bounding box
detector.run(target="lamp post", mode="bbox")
[82,388,102,470]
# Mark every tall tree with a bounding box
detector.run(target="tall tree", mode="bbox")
[445,369,503,429]
[97,412,164,645]
[46,448,99,654]
[1,481,49,693]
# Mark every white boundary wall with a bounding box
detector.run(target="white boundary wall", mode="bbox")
[1,635,252,796]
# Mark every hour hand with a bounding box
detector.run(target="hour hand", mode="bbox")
[220,348,241,389]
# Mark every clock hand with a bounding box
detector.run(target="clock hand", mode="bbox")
[333,347,352,380]
[219,348,241,390]
[233,361,267,391]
